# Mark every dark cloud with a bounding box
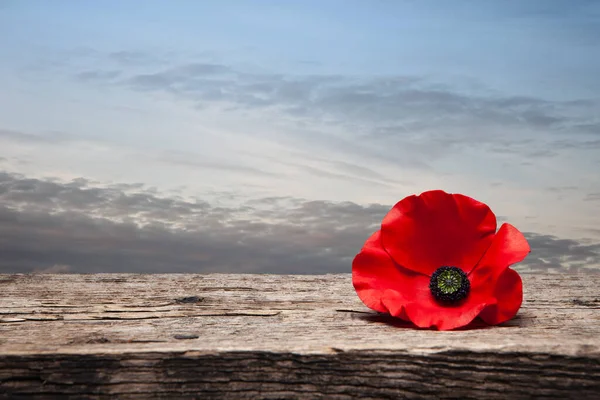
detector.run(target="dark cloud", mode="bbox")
[0,172,384,273]
[0,172,598,274]
[521,233,600,273]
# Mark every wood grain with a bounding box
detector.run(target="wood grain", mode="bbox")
[0,273,599,399]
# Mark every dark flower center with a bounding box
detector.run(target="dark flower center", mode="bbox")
[429,266,470,304]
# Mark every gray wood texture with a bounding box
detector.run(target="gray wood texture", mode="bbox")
[0,273,599,399]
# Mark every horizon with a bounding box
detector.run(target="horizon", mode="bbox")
[1,0,599,273]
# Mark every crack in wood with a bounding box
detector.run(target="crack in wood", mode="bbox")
[572,299,600,308]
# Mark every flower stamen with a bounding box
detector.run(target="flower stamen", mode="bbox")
[429,266,470,304]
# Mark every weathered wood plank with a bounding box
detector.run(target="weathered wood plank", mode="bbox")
[0,273,599,399]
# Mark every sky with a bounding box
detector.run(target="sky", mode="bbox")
[0,0,599,273]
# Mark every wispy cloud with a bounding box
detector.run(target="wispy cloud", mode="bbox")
[0,129,73,145]
[158,150,283,178]
[68,57,600,169]
[585,193,600,202]
[104,62,600,142]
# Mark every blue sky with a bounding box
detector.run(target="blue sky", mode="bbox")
[0,0,599,273]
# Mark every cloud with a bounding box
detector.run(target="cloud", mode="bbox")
[0,129,73,145]
[1,172,598,274]
[521,232,600,273]
[585,192,600,202]
[127,63,236,95]
[251,151,406,188]
[76,70,121,81]
[66,57,600,166]
[158,150,282,178]
[18,49,597,189]
[0,172,385,273]
[115,62,600,138]
[551,138,600,150]
[108,50,169,66]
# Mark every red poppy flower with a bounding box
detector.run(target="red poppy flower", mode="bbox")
[352,190,530,330]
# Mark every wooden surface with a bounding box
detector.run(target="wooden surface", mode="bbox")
[0,273,599,399]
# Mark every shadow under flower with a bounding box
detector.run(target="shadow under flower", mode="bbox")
[349,310,525,331]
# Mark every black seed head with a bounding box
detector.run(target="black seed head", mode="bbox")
[429,266,470,304]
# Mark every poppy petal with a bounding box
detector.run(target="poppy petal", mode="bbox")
[403,299,492,331]
[379,290,410,321]
[467,223,528,325]
[353,234,499,330]
[352,230,427,317]
[395,271,495,330]
[392,223,528,330]
[381,190,497,276]
[469,223,530,286]
[478,268,523,325]
[379,268,494,330]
